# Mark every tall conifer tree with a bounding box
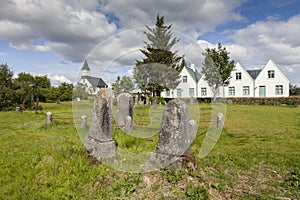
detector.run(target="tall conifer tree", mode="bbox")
[133,14,185,96]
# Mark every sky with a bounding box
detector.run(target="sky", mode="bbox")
[0,0,300,86]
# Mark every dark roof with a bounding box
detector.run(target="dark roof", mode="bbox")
[185,66,202,82]
[81,60,90,71]
[81,76,107,87]
[247,69,262,79]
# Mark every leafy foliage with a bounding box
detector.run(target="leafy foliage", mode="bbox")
[0,63,75,110]
[73,83,89,100]
[201,43,235,99]
[112,76,134,95]
[289,84,300,96]
[0,63,15,110]
[133,14,185,96]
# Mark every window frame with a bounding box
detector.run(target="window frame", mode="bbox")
[243,86,250,96]
[201,87,207,96]
[236,72,242,80]
[182,76,187,83]
[268,70,275,78]
[228,86,235,96]
[189,88,194,97]
[275,85,283,95]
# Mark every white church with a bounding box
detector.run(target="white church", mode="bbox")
[78,60,107,95]
[161,59,290,98]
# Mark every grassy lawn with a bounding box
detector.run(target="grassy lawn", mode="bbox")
[0,102,299,199]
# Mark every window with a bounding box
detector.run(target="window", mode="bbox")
[268,70,275,78]
[228,86,235,96]
[182,76,187,83]
[177,88,182,98]
[236,72,242,80]
[201,88,207,96]
[243,86,250,95]
[166,90,170,97]
[189,88,194,97]
[275,85,283,95]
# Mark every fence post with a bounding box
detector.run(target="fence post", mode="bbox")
[80,115,87,129]
[216,112,224,128]
[46,112,52,124]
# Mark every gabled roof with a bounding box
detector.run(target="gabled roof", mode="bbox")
[81,60,90,71]
[81,76,107,87]
[246,69,262,80]
[184,65,202,83]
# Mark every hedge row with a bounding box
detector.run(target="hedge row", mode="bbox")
[168,96,300,106]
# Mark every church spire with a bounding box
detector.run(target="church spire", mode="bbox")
[81,59,90,76]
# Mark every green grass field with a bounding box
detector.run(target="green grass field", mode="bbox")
[0,102,299,199]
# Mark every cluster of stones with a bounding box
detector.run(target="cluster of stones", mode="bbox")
[83,88,222,169]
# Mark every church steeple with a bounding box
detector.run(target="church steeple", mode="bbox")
[81,59,90,76]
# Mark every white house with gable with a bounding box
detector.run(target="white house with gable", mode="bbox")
[78,60,107,95]
[253,59,289,97]
[161,59,290,98]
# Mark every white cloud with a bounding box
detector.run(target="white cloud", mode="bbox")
[0,0,117,62]
[232,14,300,64]
[34,45,51,52]
[103,0,245,35]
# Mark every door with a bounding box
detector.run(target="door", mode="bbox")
[177,88,182,98]
[259,86,266,97]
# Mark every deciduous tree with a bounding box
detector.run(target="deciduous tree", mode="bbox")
[201,43,235,100]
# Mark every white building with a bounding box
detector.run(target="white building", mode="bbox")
[161,59,290,98]
[78,60,107,95]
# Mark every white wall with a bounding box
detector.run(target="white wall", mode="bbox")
[255,60,289,97]
[224,62,255,98]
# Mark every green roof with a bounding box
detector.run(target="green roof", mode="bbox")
[185,66,202,82]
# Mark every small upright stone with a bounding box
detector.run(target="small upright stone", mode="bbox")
[16,107,21,112]
[216,112,224,128]
[117,93,133,134]
[84,88,116,160]
[46,112,52,124]
[135,95,139,105]
[80,115,87,129]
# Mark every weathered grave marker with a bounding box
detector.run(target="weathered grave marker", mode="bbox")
[117,93,133,134]
[149,99,197,169]
[84,88,116,161]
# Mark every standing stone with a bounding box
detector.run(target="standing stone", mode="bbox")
[216,112,224,128]
[150,99,197,169]
[152,98,157,109]
[124,116,132,134]
[46,112,52,124]
[16,107,21,112]
[146,96,150,105]
[117,93,133,134]
[80,115,87,129]
[135,95,139,105]
[84,88,116,160]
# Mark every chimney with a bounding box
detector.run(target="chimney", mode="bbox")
[190,63,195,72]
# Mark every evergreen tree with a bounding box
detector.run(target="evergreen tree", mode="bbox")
[133,14,185,96]
[201,43,235,100]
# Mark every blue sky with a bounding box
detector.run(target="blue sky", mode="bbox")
[0,0,299,86]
